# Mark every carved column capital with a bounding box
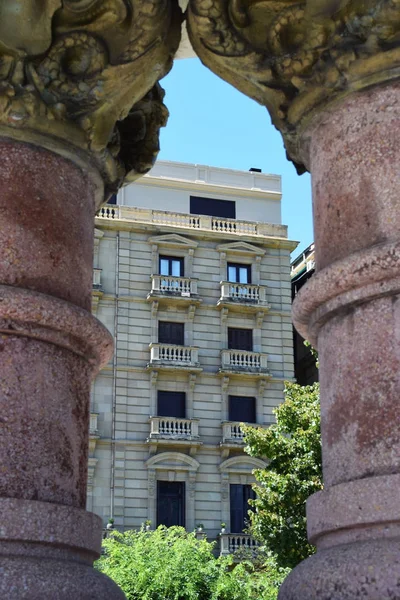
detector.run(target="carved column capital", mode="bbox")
[0,0,181,200]
[187,0,400,172]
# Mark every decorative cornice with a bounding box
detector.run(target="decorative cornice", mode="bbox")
[0,0,181,200]
[187,0,400,172]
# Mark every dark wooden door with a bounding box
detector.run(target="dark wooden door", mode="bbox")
[230,484,256,533]
[157,391,186,418]
[158,321,184,345]
[228,396,256,423]
[157,481,185,527]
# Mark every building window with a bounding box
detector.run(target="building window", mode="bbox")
[157,481,185,527]
[228,396,256,423]
[228,328,253,351]
[159,255,184,277]
[230,484,256,533]
[158,322,185,346]
[227,263,251,284]
[107,193,117,205]
[190,196,236,219]
[157,391,186,418]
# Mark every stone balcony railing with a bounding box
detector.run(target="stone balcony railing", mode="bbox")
[149,416,200,440]
[149,343,200,369]
[93,268,102,289]
[96,205,288,239]
[220,350,269,373]
[220,282,268,304]
[219,534,259,557]
[150,274,198,297]
[221,421,247,444]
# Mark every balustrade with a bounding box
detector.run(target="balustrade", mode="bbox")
[149,416,199,439]
[149,343,199,367]
[93,268,102,289]
[219,533,259,556]
[96,205,288,239]
[220,282,267,303]
[97,205,119,219]
[221,350,268,372]
[150,274,197,296]
[222,421,245,443]
[89,413,99,436]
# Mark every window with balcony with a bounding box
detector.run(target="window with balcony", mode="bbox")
[158,321,184,346]
[228,396,256,423]
[230,484,256,533]
[159,255,184,277]
[227,263,251,284]
[157,391,185,418]
[228,327,253,351]
[157,481,185,527]
[190,196,236,219]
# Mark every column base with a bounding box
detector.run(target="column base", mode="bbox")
[0,555,125,599]
[0,498,125,599]
[278,538,400,600]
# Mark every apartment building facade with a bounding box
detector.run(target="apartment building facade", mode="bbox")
[89,161,297,549]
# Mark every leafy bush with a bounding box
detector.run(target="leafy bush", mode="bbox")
[96,526,288,600]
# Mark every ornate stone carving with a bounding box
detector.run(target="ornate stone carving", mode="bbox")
[187,0,400,172]
[0,0,181,197]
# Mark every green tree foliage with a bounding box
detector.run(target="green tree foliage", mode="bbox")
[243,382,322,569]
[96,526,289,600]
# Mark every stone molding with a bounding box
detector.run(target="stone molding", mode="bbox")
[307,473,400,549]
[0,0,182,197]
[0,497,103,559]
[0,284,113,370]
[293,239,400,346]
[187,0,400,172]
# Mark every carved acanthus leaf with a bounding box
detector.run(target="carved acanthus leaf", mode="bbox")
[0,0,182,199]
[187,0,400,172]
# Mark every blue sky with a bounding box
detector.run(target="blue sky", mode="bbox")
[158,58,314,257]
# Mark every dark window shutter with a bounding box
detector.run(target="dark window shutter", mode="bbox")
[230,484,256,533]
[228,396,256,423]
[157,391,186,418]
[157,481,185,527]
[228,328,253,351]
[158,322,184,345]
[190,196,236,219]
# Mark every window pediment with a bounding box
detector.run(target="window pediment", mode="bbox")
[148,234,198,249]
[219,456,266,474]
[217,242,265,257]
[146,451,200,472]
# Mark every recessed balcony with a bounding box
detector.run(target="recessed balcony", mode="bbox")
[219,534,259,558]
[217,282,270,313]
[220,350,269,376]
[148,343,202,372]
[147,416,202,454]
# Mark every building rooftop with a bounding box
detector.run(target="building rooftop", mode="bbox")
[141,160,282,199]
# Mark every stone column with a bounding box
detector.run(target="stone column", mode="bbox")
[0,1,181,598]
[187,1,400,597]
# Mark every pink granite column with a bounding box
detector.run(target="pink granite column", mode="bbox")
[280,82,400,598]
[0,139,124,598]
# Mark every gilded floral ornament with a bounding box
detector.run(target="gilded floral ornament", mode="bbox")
[187,0,400,172]
[0,0,182,199]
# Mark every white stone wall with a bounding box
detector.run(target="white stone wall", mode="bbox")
[119,160,282,225]
[89,170,295,542]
